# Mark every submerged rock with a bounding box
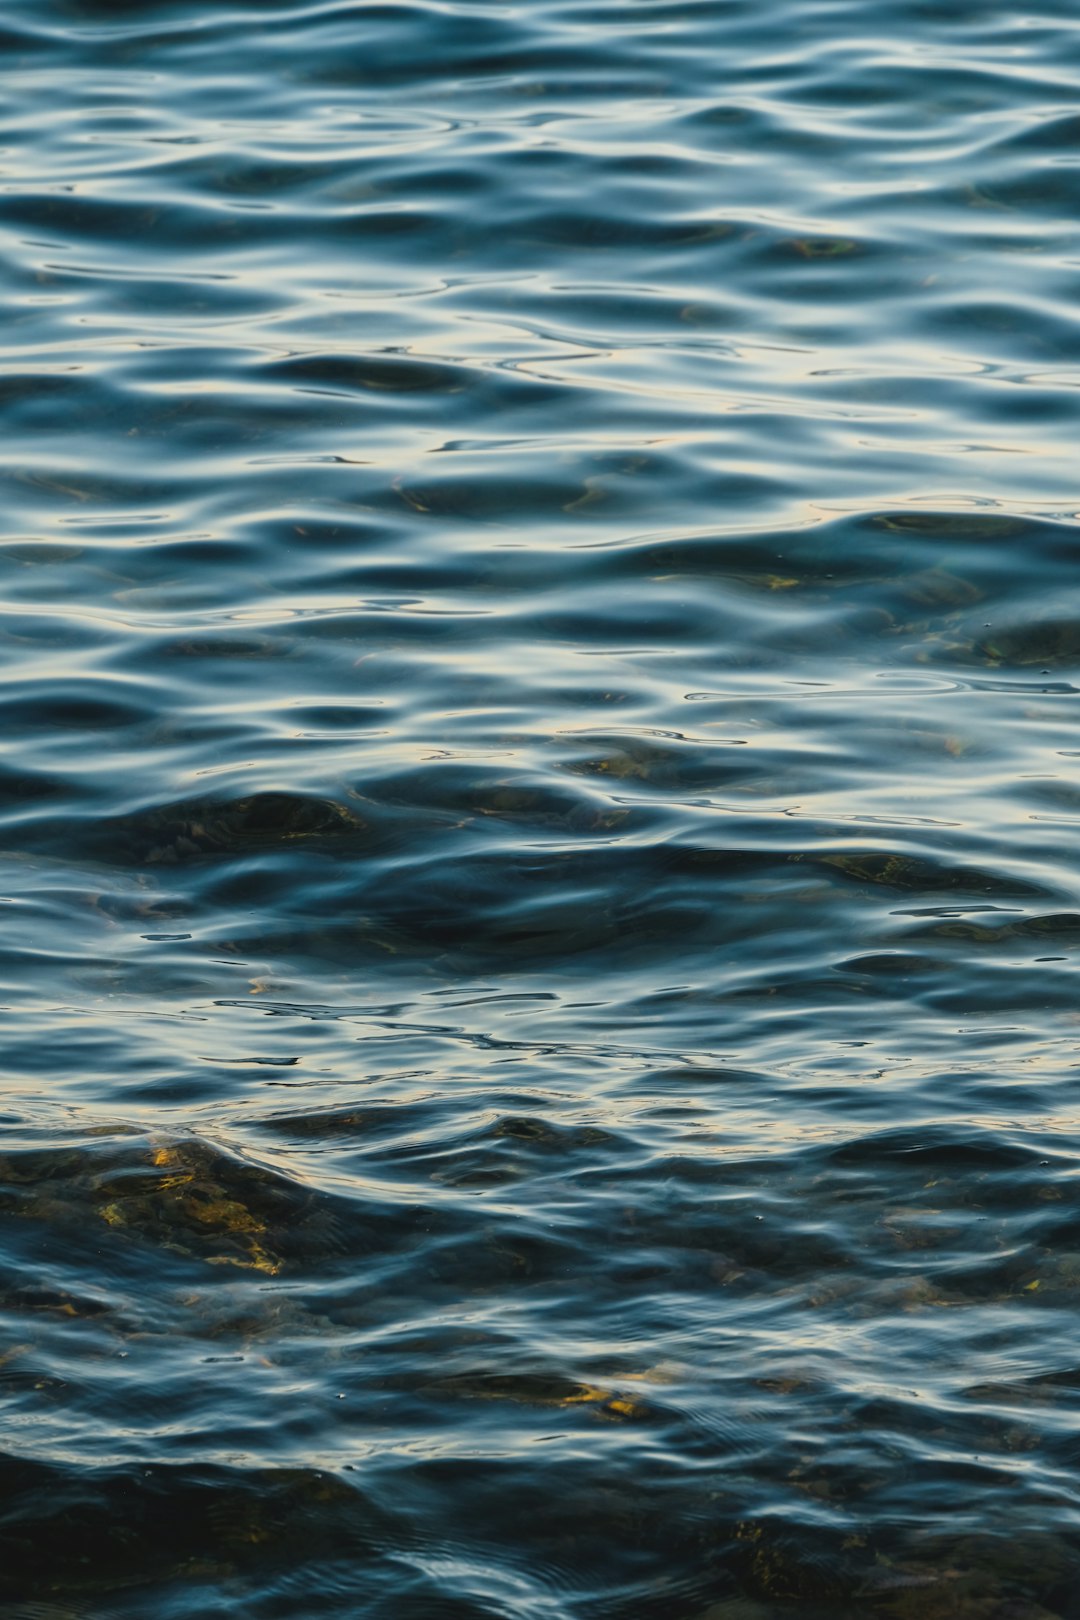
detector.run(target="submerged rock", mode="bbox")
[101,790,368,865]
[1,1133,349,1276]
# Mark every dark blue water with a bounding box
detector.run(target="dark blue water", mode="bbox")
[4,0,1080,1613]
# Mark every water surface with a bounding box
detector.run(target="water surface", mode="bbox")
[3,0,1080,1613]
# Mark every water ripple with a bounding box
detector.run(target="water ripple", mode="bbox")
[4,0,1080,1612]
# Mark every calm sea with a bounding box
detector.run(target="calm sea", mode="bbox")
[3,0,1080,1613]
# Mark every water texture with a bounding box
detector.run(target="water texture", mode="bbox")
[3,0,1080,1613]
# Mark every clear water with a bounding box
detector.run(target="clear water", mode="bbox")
[3,0,1080,1613]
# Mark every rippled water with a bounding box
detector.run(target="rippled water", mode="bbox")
[4,0,1080,1613]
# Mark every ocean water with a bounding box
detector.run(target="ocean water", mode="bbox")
[3,0,1080,1613]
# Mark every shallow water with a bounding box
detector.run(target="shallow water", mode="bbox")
[3,0,1080,1613]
